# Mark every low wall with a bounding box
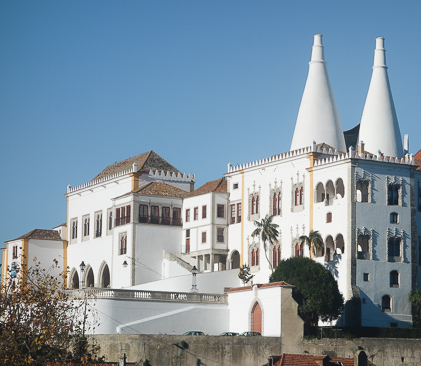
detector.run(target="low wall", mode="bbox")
[92,334,421,366]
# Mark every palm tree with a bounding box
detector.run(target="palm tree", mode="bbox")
[300,230,324,260]
[251,215,279,272]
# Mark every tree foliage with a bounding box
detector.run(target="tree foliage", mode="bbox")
[409,289,421,327]
[300,230,324,260]
[270,256,344,325]
[251,215,279,272]
[0,258,104,365]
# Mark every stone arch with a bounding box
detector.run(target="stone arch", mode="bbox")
[335,178,345,198]
[325,180,335,205]
[84,265,95,288]
[230,250,240,269]
[98,261,110,288]
[325,235,335,262]
[315,182,325,203]
[336,234,345,254]
[69,267,79,289]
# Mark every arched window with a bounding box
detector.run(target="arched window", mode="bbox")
[256,249,259,265]
[315,182,325,203]
[273,246,278,268]
[382,295,392,312]
[252,197,256,215]
[299,187,304,205]
[357,234,370,260]
[388,237,401,259]
[273,193,277,215]
[256,196,259,214]
[252,250,256,267]
[295,242,304,257]
[336,178,345,198]
[295,188,299,206]
[278,246,281,264]
[390,270,399,288]
[231,251,240,269]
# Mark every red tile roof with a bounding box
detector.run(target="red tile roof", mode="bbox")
[8,229,62,243]
[135,182,190,198]
[225,281,294,293]
[93,150,180,181]
[188,178,227,197]
[414,149,421,170]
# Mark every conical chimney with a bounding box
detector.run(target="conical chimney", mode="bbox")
[358,37,403,158]
[290,34,346,152]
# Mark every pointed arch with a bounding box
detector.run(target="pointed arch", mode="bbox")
[251,301,262,334]
[98,261,110,288]
[84,265,95,288]
[69,267,79,289]
[230,250,240,269]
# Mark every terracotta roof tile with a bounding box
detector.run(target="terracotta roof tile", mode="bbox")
[8,229,62,242]
[414,149,421,170]
[93,151,180,181]
[188,178,227,197]
[135,182,189,198]
[225,281,293,293]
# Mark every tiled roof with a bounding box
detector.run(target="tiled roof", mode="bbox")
[414,149,421,170]
[188,178,227,197]
[225,281,294,293]
[8,229,62,242]
[268,353,374,366]
[92,151,180,181]
[135,182,190,198]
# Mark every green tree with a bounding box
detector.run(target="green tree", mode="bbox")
[409,289,421,327]
[270,256,344,326]
[300,230,324,259]
[251,215,279,272]
[0,258,104,365]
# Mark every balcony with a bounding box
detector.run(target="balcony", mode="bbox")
[138,215,182,226]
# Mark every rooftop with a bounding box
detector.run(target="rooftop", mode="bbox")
[8,229,62,243]
[188,178,227,197]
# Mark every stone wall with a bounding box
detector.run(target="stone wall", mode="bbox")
[92,334,421,366]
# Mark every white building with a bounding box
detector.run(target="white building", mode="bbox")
[3,34,421,332]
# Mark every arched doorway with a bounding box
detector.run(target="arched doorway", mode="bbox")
[86,267,95,288]
[98,262,110,288]
[231,250,240,269]
[251,301,262,334]
[70,269,79,289]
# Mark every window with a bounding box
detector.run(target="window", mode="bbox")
[390,270,399,288]
[252,249,256,266]
[194,207,199,220]
[388,184,400,206]
[139,204,148,223]
[185,229,190,253]
[202,232,206,244]
[356,179,369,203]
[173,208,181,225]
[82,215,90,239]
[388,237,401,259]
[186,209,190,222]
[12,245,18,259]
[273,245,281,268]
[119,233,127,255]
[233,183,239,190]
[382,295,392,312]
[272,191,282,216]
[217,228,224,243]
[150,206,159,224]
[256,249,259,265]
[357,234,371,260]
[70,218,78,243]
[162,206,170,225]
[326,212,332,223]
[115,205,131,226]
[230,204,236,224]
[390,212,399,224]
[202,205,207,219]
[295,242,304,257]
[217,204,225,218]
[237,203,242,223]
[95,211,102,238]
[294,188,303,206]
[363,273,369,282]
[107,208,113,234]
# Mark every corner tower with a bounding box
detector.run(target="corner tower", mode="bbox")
[358,37,403,158]
[290,34,346,152]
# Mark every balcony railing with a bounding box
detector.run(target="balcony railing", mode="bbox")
[138,215,182,226]
[67,288,227,304]
[115,216,130,227]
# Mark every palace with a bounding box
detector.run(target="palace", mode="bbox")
[3,35,421,334]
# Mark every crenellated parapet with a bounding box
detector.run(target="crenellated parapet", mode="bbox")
[147,169,196,183]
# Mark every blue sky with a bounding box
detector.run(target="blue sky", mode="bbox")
[1,1,421,258]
